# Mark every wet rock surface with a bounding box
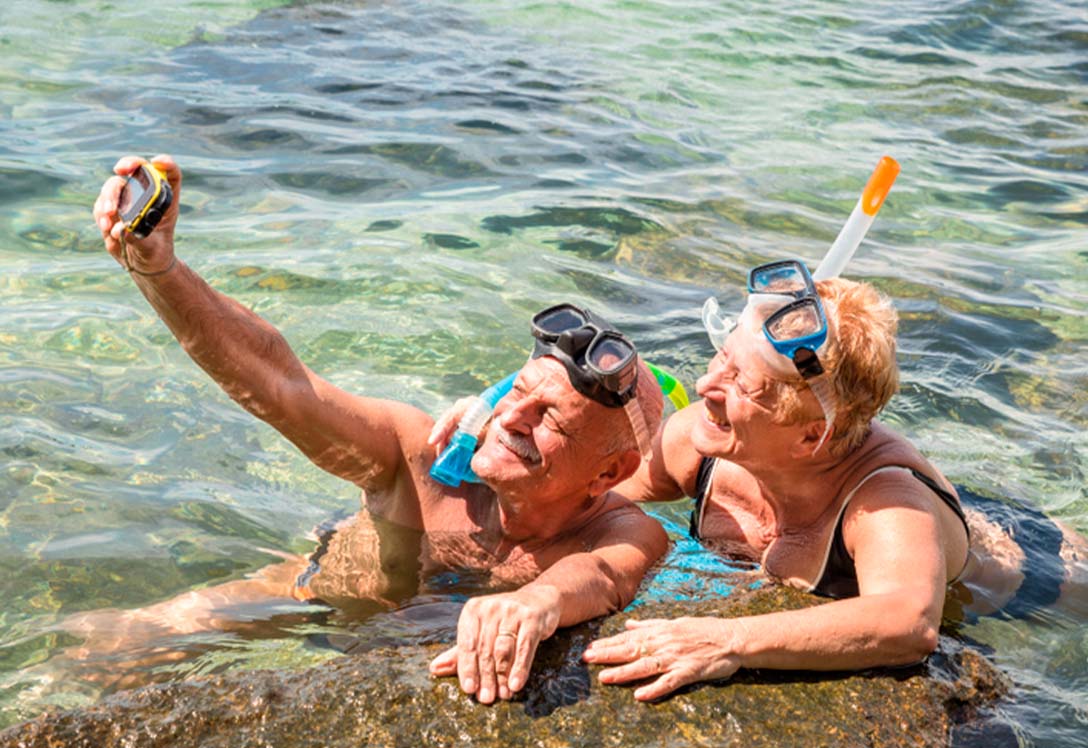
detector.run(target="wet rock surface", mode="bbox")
[0,584,1009,748]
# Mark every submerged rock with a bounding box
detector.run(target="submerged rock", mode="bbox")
[0,584,1008,748]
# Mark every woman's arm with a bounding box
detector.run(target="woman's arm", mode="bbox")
[614,403,706,502]
[583,481,949,700]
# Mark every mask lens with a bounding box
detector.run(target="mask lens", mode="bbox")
[587,334,635,374]
[765,299,823,342]
[749,261,809,296]
[533,305,588,336]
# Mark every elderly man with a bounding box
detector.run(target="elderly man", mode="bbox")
[90,155,666,704]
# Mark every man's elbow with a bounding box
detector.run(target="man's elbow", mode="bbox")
[591,557,630,614]
[607,536,669,610]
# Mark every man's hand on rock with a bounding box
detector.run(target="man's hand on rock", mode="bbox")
[429,586,561,703]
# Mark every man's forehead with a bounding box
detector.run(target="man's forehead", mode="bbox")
[519,357,596,410]
[520,356,574,393]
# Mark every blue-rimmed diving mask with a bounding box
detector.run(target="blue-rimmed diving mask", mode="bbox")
[701,259,838,454]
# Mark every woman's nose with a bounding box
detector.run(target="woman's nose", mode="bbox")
[696,354,730,396]
[695,370,717,398]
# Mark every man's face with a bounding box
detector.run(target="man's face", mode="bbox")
[471,357,619,502]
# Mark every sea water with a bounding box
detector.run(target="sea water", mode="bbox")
[1,1,1085,744]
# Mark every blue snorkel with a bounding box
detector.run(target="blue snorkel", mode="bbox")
[429,372,517,487]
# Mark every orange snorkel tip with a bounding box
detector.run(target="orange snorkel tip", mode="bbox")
[860,156,900,217]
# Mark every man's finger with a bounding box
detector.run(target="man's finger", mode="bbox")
[475,648,498,704]
[428,413,455,448]
[455,613,481,696]
[428,646,458,676]
[507,627,541,693]
[493,626,517,672]
[113,156,146,176]
[95,176,126,217]
[149,154,182,200]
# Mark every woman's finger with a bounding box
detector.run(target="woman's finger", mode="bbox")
[633,670,690,702]
[597,654,667,685]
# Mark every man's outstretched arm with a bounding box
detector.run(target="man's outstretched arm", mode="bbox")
[93,155,427,494]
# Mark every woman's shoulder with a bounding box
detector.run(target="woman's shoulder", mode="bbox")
[659,402,715,497]
[847,424,950,487]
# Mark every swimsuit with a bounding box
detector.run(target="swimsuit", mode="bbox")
[953,485,1065,619]
[689,457,1064,618]
[810,465,968,599]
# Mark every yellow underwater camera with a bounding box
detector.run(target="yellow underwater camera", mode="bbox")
[118,164,172,238]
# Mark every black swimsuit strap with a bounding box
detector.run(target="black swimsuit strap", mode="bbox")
[688,456,716,540]
[817,466,971,599]
[907,468,969,538]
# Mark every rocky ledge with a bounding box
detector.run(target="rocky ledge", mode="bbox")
[0,584,1010,748]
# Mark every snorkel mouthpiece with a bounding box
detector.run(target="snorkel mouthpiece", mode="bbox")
[429,430,482,487]
[429,372,517,487]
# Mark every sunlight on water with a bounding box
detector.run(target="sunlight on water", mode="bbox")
[1,0,1086,742]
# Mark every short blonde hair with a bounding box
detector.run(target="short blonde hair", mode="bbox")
[770,277,899,455]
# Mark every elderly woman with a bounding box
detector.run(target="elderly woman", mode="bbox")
[580,262,1081,700]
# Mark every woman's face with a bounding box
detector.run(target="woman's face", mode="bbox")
[691,328,798,462]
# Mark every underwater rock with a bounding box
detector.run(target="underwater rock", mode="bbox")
[0,584,1008,748]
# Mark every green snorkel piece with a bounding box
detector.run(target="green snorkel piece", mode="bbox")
[645,361,690,411]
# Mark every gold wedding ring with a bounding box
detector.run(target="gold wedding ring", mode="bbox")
[497,629,517,639]
[639,643,652,657]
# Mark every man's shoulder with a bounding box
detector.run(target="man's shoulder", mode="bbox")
[590,492,668,542]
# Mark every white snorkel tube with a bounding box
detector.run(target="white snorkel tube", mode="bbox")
[813,155,900,281]
[702,155,901,453]
[702,155,900,347]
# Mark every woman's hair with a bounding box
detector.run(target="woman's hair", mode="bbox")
[770,277,899,455]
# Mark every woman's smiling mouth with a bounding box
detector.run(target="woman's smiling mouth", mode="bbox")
[703,404,730,429]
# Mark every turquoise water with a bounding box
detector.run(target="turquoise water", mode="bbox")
[1,0,1086,742]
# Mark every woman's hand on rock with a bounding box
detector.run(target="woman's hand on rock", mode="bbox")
[583,616,744,701]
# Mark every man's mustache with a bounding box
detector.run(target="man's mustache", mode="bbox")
[496,426,542,464]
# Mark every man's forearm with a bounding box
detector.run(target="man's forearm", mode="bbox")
[523,552,630,629]
[132,260,307,420]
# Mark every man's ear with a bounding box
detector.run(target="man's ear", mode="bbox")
[790,419,832,459]
[588,449,642,497]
